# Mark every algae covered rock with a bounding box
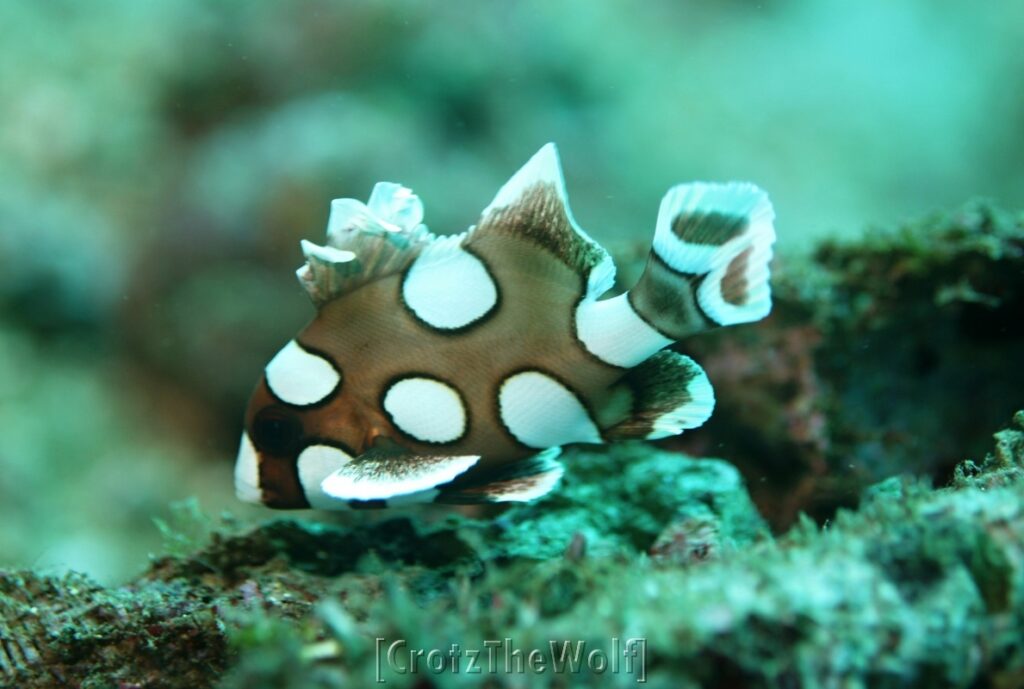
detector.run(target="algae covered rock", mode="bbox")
[4,415,1024,687]
[477,442,770,562]
[226,412,1024,688]
[0,445,764,688]
[680,201,1024,526]
[0,570,227,688]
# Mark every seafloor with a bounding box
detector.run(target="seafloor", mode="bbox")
[2,202,1023,688]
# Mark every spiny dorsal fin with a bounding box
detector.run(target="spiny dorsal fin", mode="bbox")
[468,143,616,300]
[296,182,438,306]
[298,146,618,306]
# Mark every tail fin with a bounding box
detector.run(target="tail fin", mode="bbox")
[574,182,775,369]
[638,182,775,337]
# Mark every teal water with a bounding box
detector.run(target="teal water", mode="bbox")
[0,0,1022,582]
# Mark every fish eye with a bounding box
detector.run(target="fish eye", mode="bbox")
[250,407,303,456]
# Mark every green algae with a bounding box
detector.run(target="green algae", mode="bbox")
[683,201,1024,527]
[223,412,1024,689]
[4,414,1024,688]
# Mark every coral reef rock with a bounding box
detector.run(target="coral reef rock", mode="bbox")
[3,413,1024,687]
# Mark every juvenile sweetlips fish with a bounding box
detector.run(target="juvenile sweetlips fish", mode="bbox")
[235,144,776,509]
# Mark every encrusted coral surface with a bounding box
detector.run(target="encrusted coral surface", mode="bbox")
[679,202,1024,526]
[3,413,1024,688]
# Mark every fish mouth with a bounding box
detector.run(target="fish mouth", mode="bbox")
[234,432,264,504]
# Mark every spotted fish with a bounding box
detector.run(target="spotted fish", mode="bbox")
[235,144,775,509]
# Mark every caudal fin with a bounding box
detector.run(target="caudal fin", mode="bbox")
[636,182,775,337]
[574,182,775,369]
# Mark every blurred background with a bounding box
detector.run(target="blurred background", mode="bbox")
[1,0,1022,583]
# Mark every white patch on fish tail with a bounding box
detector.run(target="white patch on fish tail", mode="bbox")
[234,433,263,504]
[652,183,764,270]
[697,228,775,326]
[650,181,775,326]
[402,240,499,330]
[575,294,673,368]
[498,371,602,449]
[265,340,341,407]
[297,444,356,510]
[382,376,468,444]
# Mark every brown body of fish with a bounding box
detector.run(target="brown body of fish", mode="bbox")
[236,144,775,510]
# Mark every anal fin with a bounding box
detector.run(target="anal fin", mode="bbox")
[435,448,565,504]
[605,351,715,440]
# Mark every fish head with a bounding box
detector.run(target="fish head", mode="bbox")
[235,331,367,509]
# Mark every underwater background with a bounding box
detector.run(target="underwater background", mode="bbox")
[2,2,1024,687]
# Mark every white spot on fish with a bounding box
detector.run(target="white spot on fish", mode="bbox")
[575,294,673,368]
[265,340,340,407]
[402,242,497,330]
[383,376,467,443]
[498,371,602,449]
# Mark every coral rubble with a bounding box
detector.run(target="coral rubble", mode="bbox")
[3,413,1024,688]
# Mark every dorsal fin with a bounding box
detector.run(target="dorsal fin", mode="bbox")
[467,143,616,300]
[298,146,617,306]
[296,182,438,306]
